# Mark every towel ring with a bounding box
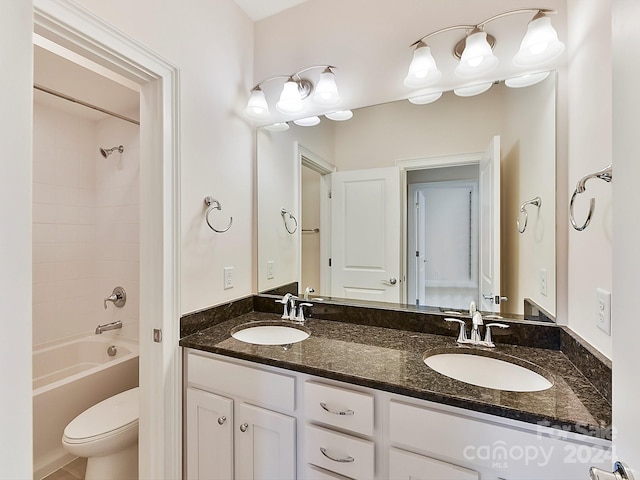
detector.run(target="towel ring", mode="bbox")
[569,165,612,231]
[281,208,298,234]
[204,196,233,233]
[517,196,541,234]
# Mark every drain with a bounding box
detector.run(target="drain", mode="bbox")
[107,345,117,357]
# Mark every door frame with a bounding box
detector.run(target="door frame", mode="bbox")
[297,144,335,296]
[34,1,181,478]
[397,152,484,304]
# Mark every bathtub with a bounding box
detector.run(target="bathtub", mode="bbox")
[33,334,139,480]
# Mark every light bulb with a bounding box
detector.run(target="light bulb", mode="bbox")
[514,14,565,67]
[455,29,498,78]
[404,42,442,88]
[276,79,305,114]
[293,116,321,127]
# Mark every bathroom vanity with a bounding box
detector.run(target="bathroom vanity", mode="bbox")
[180,303,611,480]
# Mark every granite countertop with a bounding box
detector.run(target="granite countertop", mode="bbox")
[180,311,612,439]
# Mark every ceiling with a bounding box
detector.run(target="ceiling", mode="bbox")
[233,0,309,21]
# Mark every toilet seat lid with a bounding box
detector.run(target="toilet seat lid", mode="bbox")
[64,387,139,441]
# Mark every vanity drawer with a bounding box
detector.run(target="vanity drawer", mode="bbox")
[305,424,374,480]
[305,381,374,436]
[187,352,295,412]
[389,447,478,480]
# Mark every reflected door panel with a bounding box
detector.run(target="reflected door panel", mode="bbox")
[331,167,401,302]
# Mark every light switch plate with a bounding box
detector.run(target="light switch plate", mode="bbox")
[224,266,234,290]
[596,288,611,335]
[267,260,275,280]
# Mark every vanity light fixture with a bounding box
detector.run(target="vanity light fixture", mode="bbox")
[245,65,341,119]
[404,9,564,94]
[408,91,443,105]
[264,122,290,132]
[454,82,494,97]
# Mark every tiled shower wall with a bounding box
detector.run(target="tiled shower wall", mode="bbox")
[32,100,139,345]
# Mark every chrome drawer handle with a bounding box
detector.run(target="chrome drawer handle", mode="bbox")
[320,402,354,416]
[320,447,354,463]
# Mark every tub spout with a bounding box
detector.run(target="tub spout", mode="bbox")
[95,321,122,334]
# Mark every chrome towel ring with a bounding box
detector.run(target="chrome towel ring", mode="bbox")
[204,196,233,233]
[569,165,612,231]
[517,196,541,234]
[281,208,298,234]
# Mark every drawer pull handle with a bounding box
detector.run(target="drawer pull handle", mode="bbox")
[320,447,354,463]
[217,416,226,425]
[320,402,354,416]
[239,423,248,432]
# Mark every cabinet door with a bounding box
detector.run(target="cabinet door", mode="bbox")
[235,402,296,480]
[389,448,478,480]
[186,388,233,480]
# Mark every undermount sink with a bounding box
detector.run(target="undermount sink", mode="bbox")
[231,321,310,345]
[423,349,553,392]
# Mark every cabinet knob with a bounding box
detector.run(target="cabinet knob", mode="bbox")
[239,423,248,433]
[217,416,226,425]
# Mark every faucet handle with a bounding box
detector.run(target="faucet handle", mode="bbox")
[444,318,468,343]
[483,322,509,346]
[103,286,126,309]
[297,302,313,322]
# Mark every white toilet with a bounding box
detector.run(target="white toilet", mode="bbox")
[62,387,139,480]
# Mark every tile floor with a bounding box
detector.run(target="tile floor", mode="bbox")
[42,458,86,480]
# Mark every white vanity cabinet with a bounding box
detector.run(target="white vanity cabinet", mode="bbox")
[185,351,297,480]
[183,349,611,480]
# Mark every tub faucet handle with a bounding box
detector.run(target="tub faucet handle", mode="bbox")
[104,286,127,309]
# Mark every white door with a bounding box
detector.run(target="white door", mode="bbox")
[186,388,233,480]
[612,0,640,474]
[407,188,427,305]
[479,136,501,312]
[330,167,401,303]
[235,403,296,480]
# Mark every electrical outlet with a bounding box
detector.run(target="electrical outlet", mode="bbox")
[224,267,234,290]
[596,288,611,335]
[540,269,547,296]
[267,260,275,280]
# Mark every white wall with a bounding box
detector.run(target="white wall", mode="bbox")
[612,0,640,464]
[566,0,613,358]
[71,0,255,315]
[33,100,140,345]
[0,1,33,477]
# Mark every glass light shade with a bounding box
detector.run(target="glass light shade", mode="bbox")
[293,116,321,127]
[276,80,305,114]
[313,69,341,107]
[408,91,443,105]
[264,122,290,132]
[455,30,499,78]
[514,15,565,67]
[404,43,442,88]
[245,88,269,118]
[505,71,550,88]
[325,110,353,121]
[454,82,493,97]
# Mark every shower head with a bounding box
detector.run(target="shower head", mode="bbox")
[99,145,125,158]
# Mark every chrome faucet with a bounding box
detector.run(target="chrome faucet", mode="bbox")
[296,302,313,324]
[104,286,126,309]
[275,293,294,319]
[443,313,509,348]
[95,320,122,334]
[470,311,484,343]
[304,286,315,301]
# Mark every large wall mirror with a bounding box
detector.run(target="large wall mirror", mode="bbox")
[257,74,556,319]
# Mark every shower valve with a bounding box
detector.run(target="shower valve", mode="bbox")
[104,286,127,309]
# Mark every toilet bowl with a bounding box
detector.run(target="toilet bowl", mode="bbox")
[62,387,139,480]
